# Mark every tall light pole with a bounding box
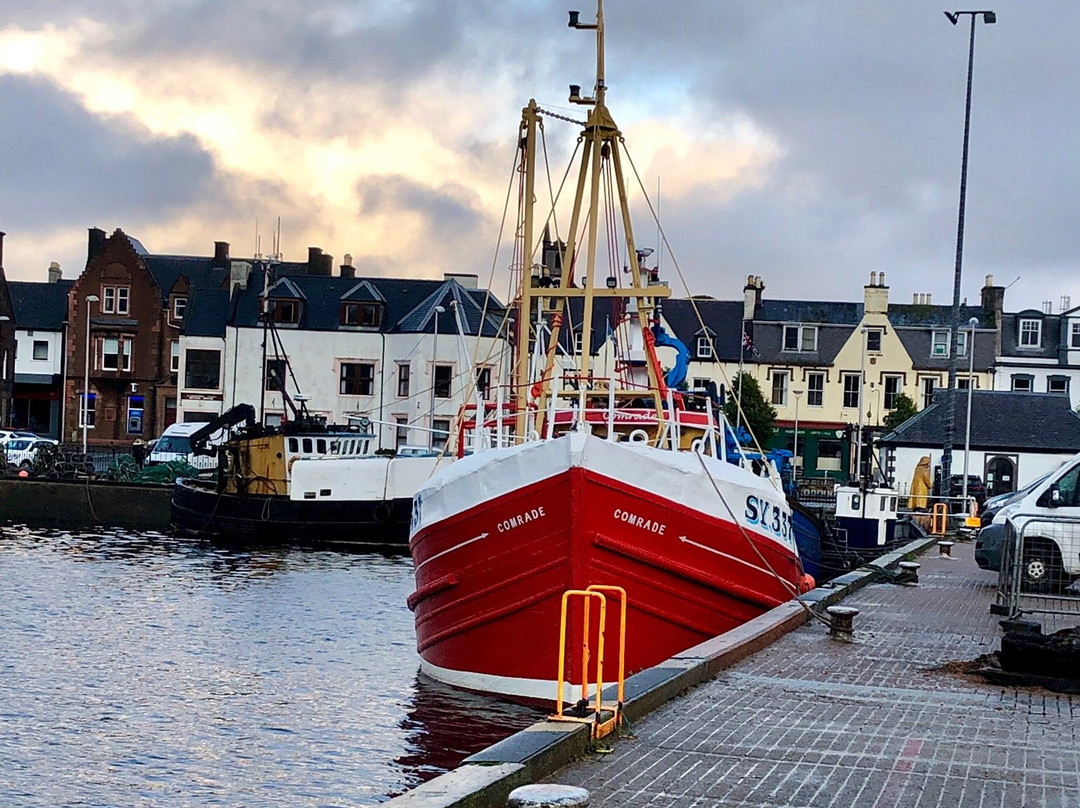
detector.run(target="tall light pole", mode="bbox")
[792,389,803,479]
[429,304,446,449]
[942,9,996,492]
[0,316,10,428]
[855,327,867,485]
[962,316,979,511]
[82,295,100,453]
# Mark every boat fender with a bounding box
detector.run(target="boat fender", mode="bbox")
[527,430,541,443]
[374,501,392,523]
[798,573,815,594]
[629,429,649,443]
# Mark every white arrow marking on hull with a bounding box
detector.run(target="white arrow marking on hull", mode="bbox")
[414,532,489,572]
[678,535,774,577]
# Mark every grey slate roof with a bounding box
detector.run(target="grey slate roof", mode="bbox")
[999,310,1062,359]
[749,322,853,366]
[880,390,1080,453]
[662,298,744,362]
[227,270,506,336]
[894,327,995,372]
[9,280,74,330]
[183,289,231,338]
[142,255,229,303]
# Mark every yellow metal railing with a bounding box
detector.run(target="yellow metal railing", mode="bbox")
[931,503,948,535]
[550,586,626,739]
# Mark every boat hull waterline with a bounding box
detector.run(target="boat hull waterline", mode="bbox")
[409,431,806,702]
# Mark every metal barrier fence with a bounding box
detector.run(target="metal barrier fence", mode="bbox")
[995,514,1080,621]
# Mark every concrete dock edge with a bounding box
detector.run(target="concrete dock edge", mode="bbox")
[382,533,944,808]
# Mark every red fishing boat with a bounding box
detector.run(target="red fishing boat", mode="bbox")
[408,0,810,703]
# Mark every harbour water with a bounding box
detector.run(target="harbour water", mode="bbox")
[0,525,541,806]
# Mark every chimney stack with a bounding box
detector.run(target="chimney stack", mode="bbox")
[212,241,230,268]
[229,259,251,294]
[88,227,107,261]
[743,275,764,320]
[48,261,62,284]
[306,247,332,276]
[864,271,889,314]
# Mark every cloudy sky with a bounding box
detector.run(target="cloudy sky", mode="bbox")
[1,1,1077,314]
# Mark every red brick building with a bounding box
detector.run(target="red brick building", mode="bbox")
[64,228,229,446]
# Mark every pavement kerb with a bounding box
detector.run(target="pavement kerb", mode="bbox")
[381,532,946,808]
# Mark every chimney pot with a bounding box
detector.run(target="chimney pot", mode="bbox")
[879,271,886,286]
[985,274,994,287]
[48,261,62,283]
[344,253,353,267]
[870,271,877,286]
[927,293,932,305]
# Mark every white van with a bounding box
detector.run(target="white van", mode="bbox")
[148,422,224,470]
[999,453,1080,592]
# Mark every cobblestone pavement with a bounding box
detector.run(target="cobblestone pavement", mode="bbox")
[548,541,1080,807]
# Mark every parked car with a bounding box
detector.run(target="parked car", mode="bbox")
[6,438,59,470]
[992,454,1080,592]
[148,423,223,470]
[0,430,39,447]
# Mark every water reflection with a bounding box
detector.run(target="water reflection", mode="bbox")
[0,525,541,805]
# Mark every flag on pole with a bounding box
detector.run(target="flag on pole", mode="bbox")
[742,329,753,352]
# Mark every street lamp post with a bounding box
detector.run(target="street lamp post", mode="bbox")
[941,8,996,491]
[0,316,10,428]
[855,327,867,484]
[429,304,446,449]
[792,389,803,479]
[82,295,100,453]
[962,316,979,512]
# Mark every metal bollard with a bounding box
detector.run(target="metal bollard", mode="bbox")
[825,605,859,642]
[508,785,590,808]
[937,540,954,559]
[897,560,920,585]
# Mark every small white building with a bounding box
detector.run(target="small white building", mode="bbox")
[9,264,72,438]
[177,261,510,452]
[880,390,1080,500]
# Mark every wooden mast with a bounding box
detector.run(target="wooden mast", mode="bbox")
[516,0,672,442]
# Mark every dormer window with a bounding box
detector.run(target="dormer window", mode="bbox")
[931,330,949,358]
[696,336,713,359]
[783,324,817,352]
[172,297,187,321]
[1071,322,1080,349]
[1019,318,1042,348]
[341,302,380,328]
[271,299,300,324]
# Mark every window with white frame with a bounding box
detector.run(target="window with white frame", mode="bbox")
[394,416,409,449]
[32,340,48,361]
[397,363,410,397]
[696,336,713,359]
[1019,318,1042,348]
[956,330,969,357]
[573,331,584,354]
[807,372,825,407]
[883,374,903,409]
[692,377,711,391]
[172,297,187,321]
[80,392,96,428]
[99,336,131,371]
[1048,377,1070,395]
[1011,375,1033,392]
[1071,322,1080,349]
[102,286,130,315]
[957,377,971,390]
[170,340,180,372]
[782,324,817,352]
[433,365,453,398]
[432,418,451,451]
[771,370,789,406]
[921,377,937,409]
[842,373,861,409]
[476,366,492,400]
[340,362,375,396]
[931,331,949,358]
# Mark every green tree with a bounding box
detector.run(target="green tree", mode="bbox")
[724,372,777,446]
[882,393,919,433]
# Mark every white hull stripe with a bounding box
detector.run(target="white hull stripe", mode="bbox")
[413,531,489,573]
[678,535,775,578]
[420,659,595,704]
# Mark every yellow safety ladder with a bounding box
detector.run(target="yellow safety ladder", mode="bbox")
[550,585,626,739]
